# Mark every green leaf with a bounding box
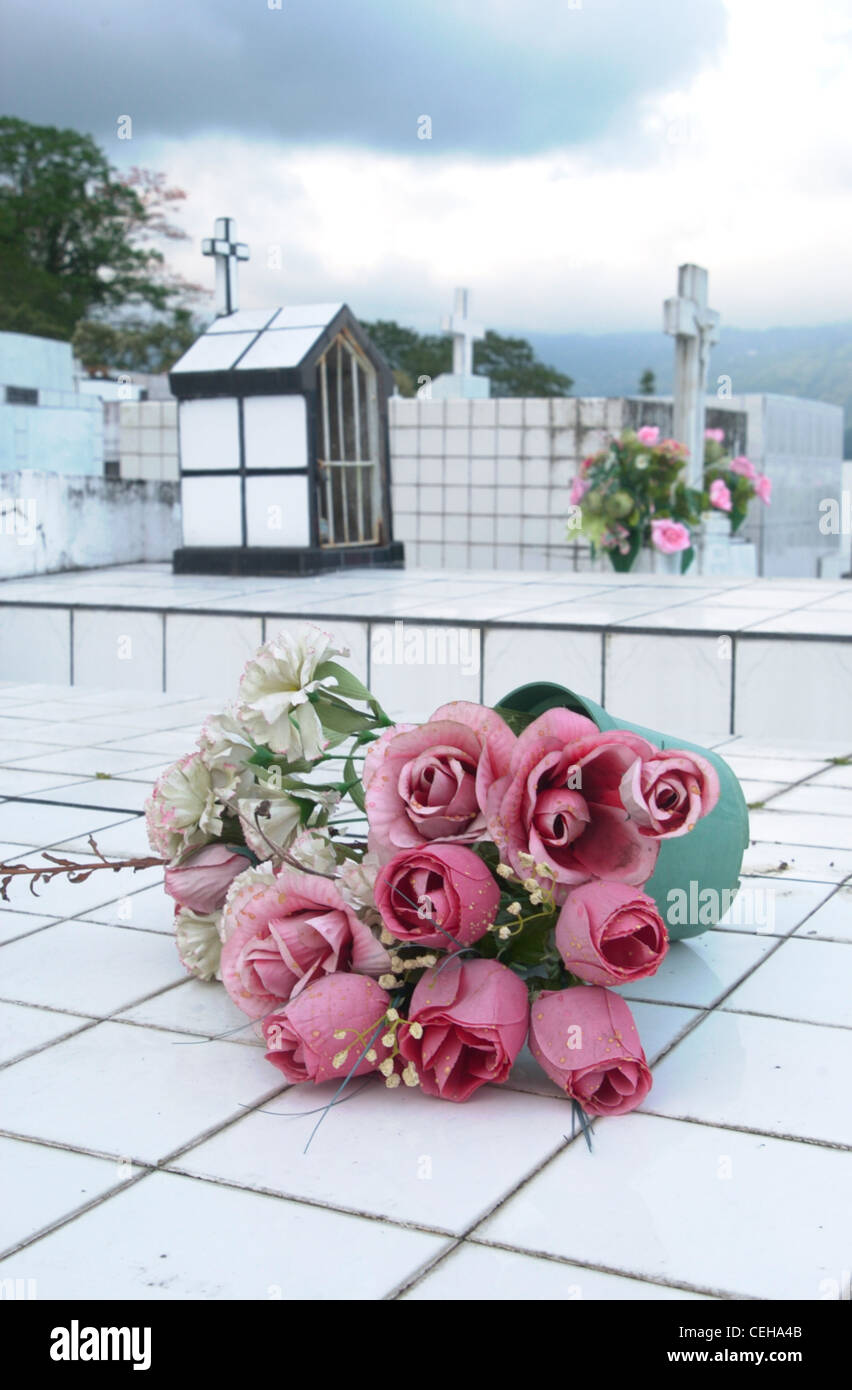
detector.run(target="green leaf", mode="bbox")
[314,661,374,704]
[500,917,557,967]
[318,703,372,736]
[342,749,367,812]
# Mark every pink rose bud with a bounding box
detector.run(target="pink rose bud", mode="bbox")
[220,868,390,1019]
[650,518,690,554]
[556,880,667,986]
[398,959,529,1102]
[529,986,651,1115]
[619,749,719,838]
[704,427,726,443]
[755,473,772,504]
[636,425,660,446]
[262,972,390,1084]
[709,477,732,512]
[164,843,248,914]
[374,843,500,949]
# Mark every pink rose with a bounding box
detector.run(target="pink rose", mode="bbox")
[364,701,515,861]
[529,986,651,1115]
[262,972,390,1084]
[650,518,690,554]
[636,425,660,446]
[704,427,725,443]
[755,473,772,504]
[730,454,757,480]
[620,749,719,838]
[660,438,688,455]
[709,478,732,512]
[489,708,660,899]
[220,868,390,1019]
[164,843,248,914]
[398,959,529,1101]
[569,475,590,505]
[374,843,500,949]
[556,880,667,986]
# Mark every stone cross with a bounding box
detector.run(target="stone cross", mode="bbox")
[664,264,720,488]
[442,287,484,377]
[202,217,250,317]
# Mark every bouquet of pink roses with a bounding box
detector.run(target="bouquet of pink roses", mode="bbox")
[139,627,730,1119]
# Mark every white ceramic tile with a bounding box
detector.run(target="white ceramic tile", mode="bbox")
[806,764,852,790]
[23,776,150,812]
[6,747,167,778]
[0,920,184,1015]
[0,740,67,764]
[738,778,788,804]
[0,861,164,920]
[724,754,828,783]
[172,334,255,375]
[478,1113,852,1299]
[723,938,852,1028]
[52,814,151,858]
[647,1009,852,1146]
[73,610,164,693]
[180,475,243,548]
[245,474,310,547]
[164,614,263,699]
[243,394,308,470]
[117,978,256,1042]
[178,397,240,471]
[369,623,481,719]
[604,633,731,736]
[741,841,852,883]
[736,641,852,742]
[619,931,776,1010]
[769,784,852,817]
[793,886,852,943]
[0,1136,135,1257]
[81,882,170,933]
[0,909,58,945]
[97,729,197,757]
[749,808,852,850]
[0,1021,284,1161]
[404,1241,709,1301]
[0,607,70,683]
[0,1001,91,1066]
[0,800,134,848]
[482,627,602,706]
[0,1169,447,1299]
[714,875,834,935]
[1,770,86,801]
[235,325,322,370]
[175,1080,571,1233]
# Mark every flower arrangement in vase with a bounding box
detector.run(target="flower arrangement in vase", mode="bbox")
[570,425,702,574]
[703,428,772,533]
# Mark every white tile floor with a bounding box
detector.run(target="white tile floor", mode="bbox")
[0,680,850,1301]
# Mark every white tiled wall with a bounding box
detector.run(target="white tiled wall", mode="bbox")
[389,396,622,572]
[120,401,179,481]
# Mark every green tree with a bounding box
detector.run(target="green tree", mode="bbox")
[0,117,202,342]
[361,319,573,397]
[638,368,656,395]
[72,307,200,374]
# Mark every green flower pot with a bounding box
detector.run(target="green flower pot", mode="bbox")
[496,682,750,941]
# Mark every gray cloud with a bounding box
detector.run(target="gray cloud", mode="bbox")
[1,0,727,156]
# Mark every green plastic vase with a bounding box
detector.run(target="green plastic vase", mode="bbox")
[497,682,750,941]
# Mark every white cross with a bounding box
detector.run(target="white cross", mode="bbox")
[664,263,720,488]
[442,287,484,378]
[202,217,250,317]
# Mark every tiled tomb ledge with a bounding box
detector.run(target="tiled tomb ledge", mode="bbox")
[0,681,850,1300]
[0,562,850,738]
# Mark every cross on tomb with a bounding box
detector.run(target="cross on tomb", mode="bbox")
[202,217,250,317]
[664,263,720,488]
[442,287,484,378]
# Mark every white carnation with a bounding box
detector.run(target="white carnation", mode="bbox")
[237,627,347,761]
[175,906,223,981]
[145,753,224,863]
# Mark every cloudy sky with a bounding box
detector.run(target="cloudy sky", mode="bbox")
[3,0,852,334]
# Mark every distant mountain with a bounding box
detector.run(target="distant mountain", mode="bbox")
[526,321,852,451]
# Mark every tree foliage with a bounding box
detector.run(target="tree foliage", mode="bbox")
[0,117,204,357]
[362,319,573,397]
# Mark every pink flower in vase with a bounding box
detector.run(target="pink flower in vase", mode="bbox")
[636,425,660,446]
[730,454,757,480]
[569,475,590,506]
[709,478,732,512]
[704,427,725,443]
[755,473,772,504]
[650,518,690,554]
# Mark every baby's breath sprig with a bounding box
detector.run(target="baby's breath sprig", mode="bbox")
[490,857,558,948]
[348,1005,420,1089]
